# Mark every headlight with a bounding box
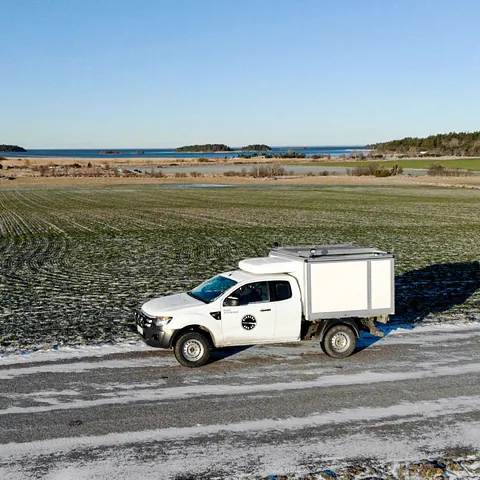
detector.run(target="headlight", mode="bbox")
[153,316,173,327]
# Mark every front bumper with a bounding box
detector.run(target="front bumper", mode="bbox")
[135,311,175,349]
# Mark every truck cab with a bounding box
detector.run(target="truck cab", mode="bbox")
[136,270,302,366]
[135,245,394,367]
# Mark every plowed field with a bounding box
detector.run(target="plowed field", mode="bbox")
[1,185,479,352]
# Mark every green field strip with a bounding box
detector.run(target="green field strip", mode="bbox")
[296,158,480,170]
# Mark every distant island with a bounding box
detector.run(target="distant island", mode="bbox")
[100,150,121,155]
[241,144,272,151]
[368,131,480,156]
[0,144,27,152]
[175,144,232,152]
[175,143,272,152]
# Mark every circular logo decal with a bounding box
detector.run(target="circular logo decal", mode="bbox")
[241,314,256,330]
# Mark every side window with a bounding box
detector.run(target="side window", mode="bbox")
[230,281,270,305]
[270,281,292,302]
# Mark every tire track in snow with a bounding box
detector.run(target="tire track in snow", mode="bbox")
[1,362,479,415]
[0,396,479,460]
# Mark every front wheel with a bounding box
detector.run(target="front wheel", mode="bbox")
[174,332,211,368]
[321,324,356,358]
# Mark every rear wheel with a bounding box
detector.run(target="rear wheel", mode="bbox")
[174,332,211,367]
[321,324,356,358]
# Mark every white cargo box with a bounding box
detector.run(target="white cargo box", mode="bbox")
[240,244,394,321]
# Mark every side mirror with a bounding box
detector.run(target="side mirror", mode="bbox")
[224,296,240,307]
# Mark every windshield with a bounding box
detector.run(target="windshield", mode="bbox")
[188,275,237,303]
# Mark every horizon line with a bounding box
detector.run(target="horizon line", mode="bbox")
[15,144,368,150]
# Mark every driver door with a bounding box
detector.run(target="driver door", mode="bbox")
[221,281,275,344]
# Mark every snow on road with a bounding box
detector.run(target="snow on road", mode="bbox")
[0,322,479,479]
[1,362,480,416]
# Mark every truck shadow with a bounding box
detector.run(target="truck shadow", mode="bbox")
[209,345,253,364]
[356,260,479,352]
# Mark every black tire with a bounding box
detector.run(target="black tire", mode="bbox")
[174,332,211,368]
[321,324,356,358]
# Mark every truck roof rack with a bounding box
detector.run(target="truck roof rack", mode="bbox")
[270,244,390,260]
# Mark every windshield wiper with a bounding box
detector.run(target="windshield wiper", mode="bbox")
[187,291,207,303]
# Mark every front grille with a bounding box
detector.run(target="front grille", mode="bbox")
[135,310,154,328]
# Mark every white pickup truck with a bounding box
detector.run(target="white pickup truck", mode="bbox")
[135,244,395,367]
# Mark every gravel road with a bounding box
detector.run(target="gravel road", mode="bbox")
[1,323,479,479]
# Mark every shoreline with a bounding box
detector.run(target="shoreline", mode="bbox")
[2,156,479,189]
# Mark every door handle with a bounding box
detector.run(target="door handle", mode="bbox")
[260,308,271,312]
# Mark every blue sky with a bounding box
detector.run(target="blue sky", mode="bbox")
[1,0,479,148]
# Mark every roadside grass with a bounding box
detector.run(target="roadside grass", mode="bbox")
[298,158,480,171]
[0,184,479,351]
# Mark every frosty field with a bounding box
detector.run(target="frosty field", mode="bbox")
[0,184,479,353]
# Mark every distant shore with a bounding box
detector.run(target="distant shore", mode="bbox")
[1,154,478,168]
[2,171,479,189]
[2,155,479,189]
[0,145,368,161]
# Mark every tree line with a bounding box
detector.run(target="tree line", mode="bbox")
[367,131,480,156]
[175,144,272,152]
[0,144,27,152]
[175,144,233,152]
[241,144,272,151]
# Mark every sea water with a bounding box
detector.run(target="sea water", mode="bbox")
[1,146,368,159]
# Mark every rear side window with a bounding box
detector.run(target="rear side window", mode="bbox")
[269,281,292,302]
